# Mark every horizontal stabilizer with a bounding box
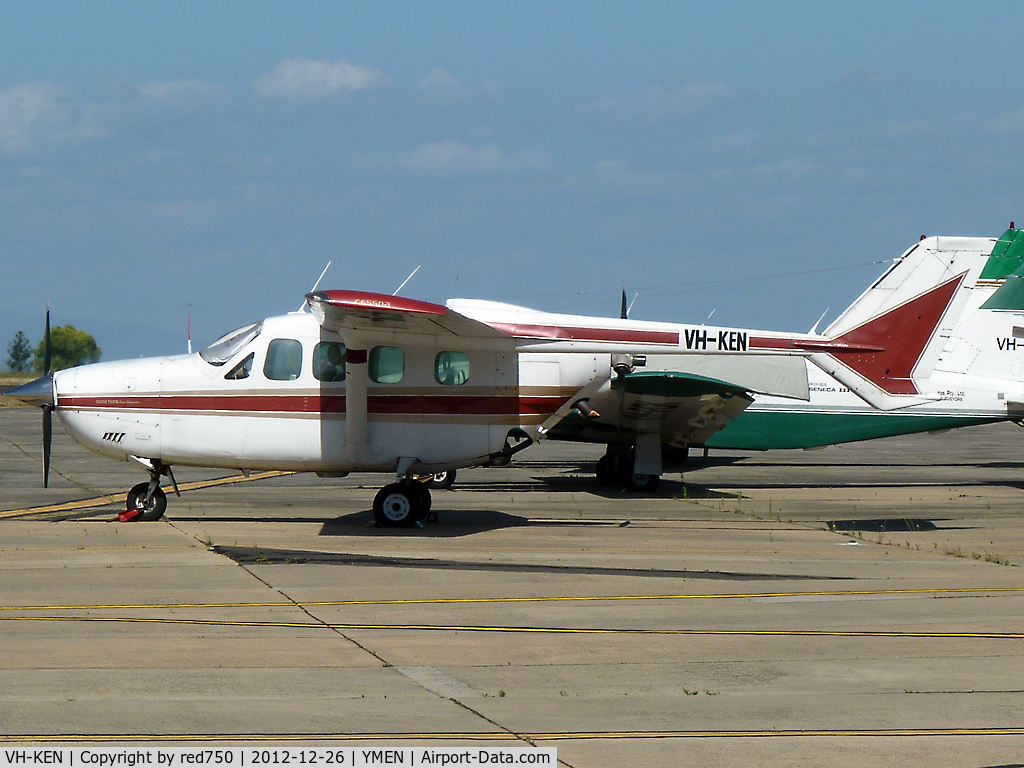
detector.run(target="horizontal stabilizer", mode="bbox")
[807,353,939,411]
[643,353,809,401]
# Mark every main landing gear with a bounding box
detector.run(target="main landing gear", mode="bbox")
[424,469,457,489]
[122,459,178,521]
[372,480,433,528]
[595,447,660,492]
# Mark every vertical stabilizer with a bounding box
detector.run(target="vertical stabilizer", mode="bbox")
[932,228,1024,394]
[809,236,996,410]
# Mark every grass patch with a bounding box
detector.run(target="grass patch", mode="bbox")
[0,374,33,408]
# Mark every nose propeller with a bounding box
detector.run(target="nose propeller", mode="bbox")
[42,306,51,488]
[7,307,54,487]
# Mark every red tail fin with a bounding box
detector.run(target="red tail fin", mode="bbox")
[825,273,965,396]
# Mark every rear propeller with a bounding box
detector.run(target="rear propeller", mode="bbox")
[611,289,646,426]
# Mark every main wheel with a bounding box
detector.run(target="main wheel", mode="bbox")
[373,484,420,527]
[626,473,660,492]
[425,470,456,490]
[411,481,432,521]
[126,482,168,521]
[595,455,617,486]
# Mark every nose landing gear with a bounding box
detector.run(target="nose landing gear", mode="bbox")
[125,482,168,521]
[122,458,179,521]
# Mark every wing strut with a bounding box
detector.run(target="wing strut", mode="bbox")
[346,344,369,446]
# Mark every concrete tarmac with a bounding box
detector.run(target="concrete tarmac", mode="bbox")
[1,406,1023,767]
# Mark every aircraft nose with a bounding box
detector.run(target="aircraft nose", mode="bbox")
[7,373,55,408]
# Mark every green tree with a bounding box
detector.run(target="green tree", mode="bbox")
[6,331,32,372]
[33,325,101,372]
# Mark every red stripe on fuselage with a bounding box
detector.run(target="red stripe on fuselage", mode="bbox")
[59,393,567,417]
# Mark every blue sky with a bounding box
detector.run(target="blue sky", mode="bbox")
[3,2,1024,361]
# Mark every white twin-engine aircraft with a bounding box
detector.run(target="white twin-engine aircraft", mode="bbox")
[11,274,956,527]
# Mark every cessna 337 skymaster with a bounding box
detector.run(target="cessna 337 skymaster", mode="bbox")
[10,264,955,526]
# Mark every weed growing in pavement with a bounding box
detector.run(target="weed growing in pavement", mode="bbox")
[984,551,1012,566]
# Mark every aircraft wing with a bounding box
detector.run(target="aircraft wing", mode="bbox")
[306,290,512,340]
[547,370,755,448]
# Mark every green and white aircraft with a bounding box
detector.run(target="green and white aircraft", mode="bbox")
[545,226,1024,488]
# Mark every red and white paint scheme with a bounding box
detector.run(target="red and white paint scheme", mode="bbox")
[10,273,969,526]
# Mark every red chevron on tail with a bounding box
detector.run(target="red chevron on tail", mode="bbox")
[823,272,965,396]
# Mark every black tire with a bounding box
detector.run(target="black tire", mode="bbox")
[595,455,617,486]
[411,481,432,521]
[425,470,456,490]
[663,445,689,466]
[126,481,168,521]
[373,483,420,527]
[626,473,660,493]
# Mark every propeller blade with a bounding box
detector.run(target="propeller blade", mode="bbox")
[43,405,52,489]
[44,305,51,375]
[620,289,628,320]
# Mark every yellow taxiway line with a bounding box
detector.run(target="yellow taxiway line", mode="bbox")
[1,727,1023,743]
[0,471,295,519]
[1,614,1023,638]
[1,586,1022,613]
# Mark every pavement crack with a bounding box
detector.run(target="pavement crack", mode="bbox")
[244,562,396,666]
[179,519,551,751]
[242,565,543,750]
[177,520,398,667]
[3,436,104,494]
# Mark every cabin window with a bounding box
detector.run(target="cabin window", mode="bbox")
[313,342,347,382]
[435,351,470,385]
[369,346,405,383]
[264,339,303,380]
[224,352,254,380]
[199,322,262,366]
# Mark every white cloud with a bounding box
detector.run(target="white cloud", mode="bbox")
[414,67,505,108]
[588,81,734,126]
[0,81,108,154]
[138,79,228,102]
[253,57,389,99]
[994,104,1024,134]
[711,130,762,153]
[398,140,547,176]
[0,82,69,152]
[834,64,895,90]
[750,157,821,177]
[416,68,471,107]
[592,160,663,194]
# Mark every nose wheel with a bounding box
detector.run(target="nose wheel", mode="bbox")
[126,481,168,521]
[121,459,178,521]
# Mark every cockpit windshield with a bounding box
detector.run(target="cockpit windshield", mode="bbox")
[199,322,262,366]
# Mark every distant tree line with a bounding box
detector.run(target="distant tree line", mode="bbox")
[5,326,101,373]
